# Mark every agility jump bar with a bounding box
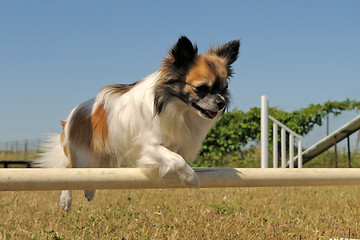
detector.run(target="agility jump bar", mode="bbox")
[1,168,360,191]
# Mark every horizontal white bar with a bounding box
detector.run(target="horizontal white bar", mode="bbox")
[268,115,302,139]
[2,168,360,191]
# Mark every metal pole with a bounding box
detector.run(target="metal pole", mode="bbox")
[347,136,351,168]
[298,138,303,168]
[281,128,286,168]
[327,115,329,136]
[289,134,294,168]
[24,140,28,161]
[334,136,338,168]
[273,123,278,168]
[261,95,268,168]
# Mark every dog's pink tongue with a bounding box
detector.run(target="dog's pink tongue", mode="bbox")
[207,111,218,118]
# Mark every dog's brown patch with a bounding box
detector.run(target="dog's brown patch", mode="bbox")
[91,103,108,153]
[185,54,228,90]
[66,103,110,167]
[60,120,67,143]
[68,103,108,153]
[69,106,92,148]
[63,144,72,168]
[61,120,67,128]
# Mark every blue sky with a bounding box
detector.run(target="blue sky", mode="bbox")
[1,1,359,148]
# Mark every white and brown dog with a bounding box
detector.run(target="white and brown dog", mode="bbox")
[36,36,240,211]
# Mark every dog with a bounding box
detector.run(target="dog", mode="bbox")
[35,36,240,211]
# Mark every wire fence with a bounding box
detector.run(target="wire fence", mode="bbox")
[0,139,41,152]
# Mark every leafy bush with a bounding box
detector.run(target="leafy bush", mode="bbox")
[195,99,360,167]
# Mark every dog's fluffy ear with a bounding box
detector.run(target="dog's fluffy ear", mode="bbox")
[207,40,239,77]
[171,36,198,68]
[163,36,198,76]
[215,40,240,66]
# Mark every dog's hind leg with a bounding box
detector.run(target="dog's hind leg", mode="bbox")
[60,190,72,212]
[84,190,96,201]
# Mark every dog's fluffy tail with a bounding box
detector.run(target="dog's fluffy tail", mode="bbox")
[33,134,70,168]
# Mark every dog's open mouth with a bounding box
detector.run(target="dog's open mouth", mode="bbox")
[192,103,218,119]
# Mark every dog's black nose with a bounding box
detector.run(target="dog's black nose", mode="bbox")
[214,95,226,109]
[217,100,226,109]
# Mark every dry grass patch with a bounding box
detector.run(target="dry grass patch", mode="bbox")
[1,187,360,239]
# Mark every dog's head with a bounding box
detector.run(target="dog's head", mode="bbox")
[155,36,240,119]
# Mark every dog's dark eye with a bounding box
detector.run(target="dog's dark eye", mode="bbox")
[196,85,210,93]
[221,85,228,94]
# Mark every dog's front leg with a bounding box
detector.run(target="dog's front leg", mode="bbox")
[140,144,200,188]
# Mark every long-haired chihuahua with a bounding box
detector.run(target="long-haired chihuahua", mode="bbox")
[36,36,240,211]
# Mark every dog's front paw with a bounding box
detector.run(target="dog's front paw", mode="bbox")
[177,166,200,188]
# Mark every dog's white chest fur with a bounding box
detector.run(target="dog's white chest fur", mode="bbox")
[103,72,215,167]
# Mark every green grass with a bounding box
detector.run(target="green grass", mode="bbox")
[1,187,360,239]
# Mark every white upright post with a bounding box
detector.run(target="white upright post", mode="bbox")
[273,123,278,168]
[281,128,286,168]
[289,134,294,168]
[298,138,303,168]
[261,95,268,168]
